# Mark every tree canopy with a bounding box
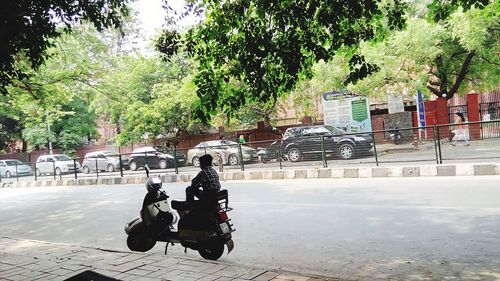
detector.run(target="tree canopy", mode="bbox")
[0,0,129,95]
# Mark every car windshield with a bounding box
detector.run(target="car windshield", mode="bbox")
[324,125,344,135]
[5,160,23,166]
[53,155,71,161]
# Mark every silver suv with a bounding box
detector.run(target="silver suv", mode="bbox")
[81,151,123,174]
[36,154,80,176]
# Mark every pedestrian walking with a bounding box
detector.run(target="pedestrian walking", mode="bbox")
[451,112,470,146]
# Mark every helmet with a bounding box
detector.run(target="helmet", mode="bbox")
[146,176,162,193]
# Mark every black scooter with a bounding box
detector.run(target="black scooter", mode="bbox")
[389,128,403,145]
[124,167,235,260]
[257,140,286,163]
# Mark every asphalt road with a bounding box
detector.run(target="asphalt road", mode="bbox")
[1,178,500,280]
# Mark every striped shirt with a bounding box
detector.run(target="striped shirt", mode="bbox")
[190,166,221,192]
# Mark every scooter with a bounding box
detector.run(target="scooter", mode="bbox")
[389,128,403,145]
[124,166,235,260]
[257,140,286,163]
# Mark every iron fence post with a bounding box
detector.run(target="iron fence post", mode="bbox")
[436,125,443,164]
[15,163,19,182]
[53,161,56,180]
[432,126,439,164]
[34,162,37,181]
[277,141,283,170]
[95,157,99,178]
[238,144,245,171]
[174,145,178,174]
[119,154,124,178]
[0,168,2,183]
[320,136,328,168]
[73,159,78,179]
[204,147,207,155]
[371,132,379,166]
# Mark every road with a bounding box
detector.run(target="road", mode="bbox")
[1,177,500,280]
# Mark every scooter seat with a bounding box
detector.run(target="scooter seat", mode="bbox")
[171,200,189,211]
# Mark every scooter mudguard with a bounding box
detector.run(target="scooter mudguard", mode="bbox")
[225,239,234,254]
[124,217,142,234]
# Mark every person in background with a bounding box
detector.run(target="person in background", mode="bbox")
[451,112,470,146]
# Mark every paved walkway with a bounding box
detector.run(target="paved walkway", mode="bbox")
[0,237,333,281]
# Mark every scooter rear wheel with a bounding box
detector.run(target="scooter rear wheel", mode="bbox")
[198,242,224,260]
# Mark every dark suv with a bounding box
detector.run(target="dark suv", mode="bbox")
[282,125,373,161]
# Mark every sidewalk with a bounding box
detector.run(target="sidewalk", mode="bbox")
[0,237,333,281]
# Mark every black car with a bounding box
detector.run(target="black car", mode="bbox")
[127,146,186,171]
[281,125,373,161]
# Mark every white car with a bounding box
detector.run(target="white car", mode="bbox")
[0,159,33,178]
[187,140,258,167]
[35,154,80,176]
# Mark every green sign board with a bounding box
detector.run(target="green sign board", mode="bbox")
[351,99,368,122]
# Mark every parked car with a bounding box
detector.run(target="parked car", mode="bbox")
[81,151,127,174]
[127,146,185,171]
[187,140,258,167]
[35,154,80,176]
[0,159,33,178]
[281,125,373,161]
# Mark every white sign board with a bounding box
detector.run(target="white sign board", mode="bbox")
[387,93,405,114]
[321,92,372,133]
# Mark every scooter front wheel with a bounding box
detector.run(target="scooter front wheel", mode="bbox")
[127,228,156,252]
[198,242,224,260]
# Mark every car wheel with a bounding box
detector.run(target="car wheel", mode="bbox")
[36,168,41,177]
[228,154,239,166]
[212,154,222,166]
[287,147,301,162]
[5,171,11,178]
[107,164,115,172]
[192,156,200,167]
[82,166,90,174]
[129,161,138,171]
[159,159,168,169]
[339,143,354,159]
[55,168,62,176]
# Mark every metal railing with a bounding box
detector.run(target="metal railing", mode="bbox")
[0,119,499,183]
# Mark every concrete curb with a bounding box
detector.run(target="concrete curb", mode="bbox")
[1,163,499,188]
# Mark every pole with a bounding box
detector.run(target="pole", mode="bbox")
[73,159,78,179]
[371,132,379,166]
[45,110,53,155]
[52,161,56,180]
[238,144,244,171]
[119,154,124,178]
[320,136,328,168]
[436,125,443,164]
[95,157,99,178]
[433,126,439,164]
[15,163,19,182]
[173,145,178,174]
[277,141,283,170]
[34,162,37,181]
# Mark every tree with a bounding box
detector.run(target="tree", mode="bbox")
[339,1,499,100]
[0,0,129,95]
[4,24,108,152]
[158,0,407,122]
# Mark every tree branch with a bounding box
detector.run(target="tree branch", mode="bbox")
[448,50,475,98]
